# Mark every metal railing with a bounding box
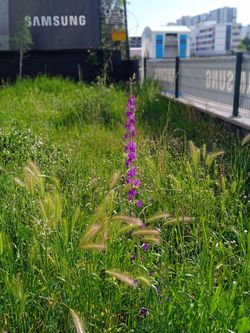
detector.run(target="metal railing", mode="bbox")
[145,53,250,120]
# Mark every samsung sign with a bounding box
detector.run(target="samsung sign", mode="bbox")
[8,0,101,50]
[25,15,87,28]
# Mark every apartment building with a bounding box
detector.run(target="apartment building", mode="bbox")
[176,7,237,26]
[176,7,247,56]
[190,21,245,56]
[209,7,237,24]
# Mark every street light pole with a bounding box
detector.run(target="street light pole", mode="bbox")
[123,0,130,60]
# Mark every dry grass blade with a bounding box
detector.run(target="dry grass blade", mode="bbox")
[70,309,86,333]
[79,243,106,252]
[81,224,101,242]
[164,216,193,226]
[113,215,144,227]
[106,270,137,287]
[147,212,171,223]
[241,133,250,146]
[133,229,160,237]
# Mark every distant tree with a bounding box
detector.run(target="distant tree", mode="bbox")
[10,18,33,79]
[100,0,128,82]
[237,37,250,52]
[101,0,125,49]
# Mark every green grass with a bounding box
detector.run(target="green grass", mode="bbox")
[0,76,249,333]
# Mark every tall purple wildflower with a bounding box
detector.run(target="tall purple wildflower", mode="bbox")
[124,96,142,208]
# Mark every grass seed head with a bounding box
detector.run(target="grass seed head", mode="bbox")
[79,243,106,252]
[113,215,144,227]
[147,212,171,223]
[70,309,86,333]
[106,270,137,288]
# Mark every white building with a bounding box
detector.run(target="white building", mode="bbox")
[241,24,250,39]
[191,21,228,56]
[141,25,190,59]
[190,21,245,56]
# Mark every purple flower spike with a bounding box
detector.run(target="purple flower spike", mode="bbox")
[124,95,143,207]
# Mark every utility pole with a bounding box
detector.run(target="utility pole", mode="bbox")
[123,0,130,60]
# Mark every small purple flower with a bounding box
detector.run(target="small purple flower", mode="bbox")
[127,229,133,238]
[136,200,143,208]
[132,179,141,187]
[128,188,137,201]
[142,243,149,252]
[127,166,137,178]
[126,110,133,117]
[126,152,137,167]
[131,127,136,137]
[130,253,137,262]
[139,307,149,317]
[156,286,162,296]
[125,141,137,153]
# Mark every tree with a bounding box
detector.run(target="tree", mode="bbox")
[10,18,33,79]
[237,37,250,52]
[101,0,126,51]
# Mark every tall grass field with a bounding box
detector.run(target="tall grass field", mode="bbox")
[0,77,249,333]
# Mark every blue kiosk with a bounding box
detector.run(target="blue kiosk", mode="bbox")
[142,25,190,59]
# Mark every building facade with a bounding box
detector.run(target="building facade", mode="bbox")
[176,7,237,27]
[190,21,245,56]
[129,36,142,59]
[175,7,248,56]
[230,23,243,49]
[191,22,230,56]
[209,7,237,24]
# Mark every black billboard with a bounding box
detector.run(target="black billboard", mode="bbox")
[9,0,101,50]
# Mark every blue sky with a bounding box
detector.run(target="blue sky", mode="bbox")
[127,0,249,36]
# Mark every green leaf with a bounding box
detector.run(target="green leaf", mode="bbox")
[236,317,250,333]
